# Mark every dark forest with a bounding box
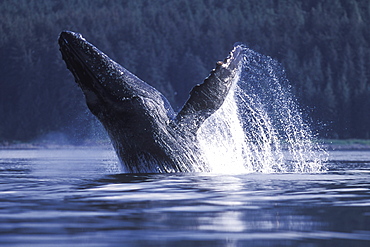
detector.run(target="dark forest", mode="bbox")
[0,0,369,144]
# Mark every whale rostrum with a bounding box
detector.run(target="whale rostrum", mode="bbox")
[58,31,243,173]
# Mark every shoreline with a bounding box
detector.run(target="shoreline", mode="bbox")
[1,140,370,151]
[324,144,370,151]
[0,141,113,150]
[321,139,370,151]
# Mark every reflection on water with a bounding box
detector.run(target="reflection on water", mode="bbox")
[0,149,370,246]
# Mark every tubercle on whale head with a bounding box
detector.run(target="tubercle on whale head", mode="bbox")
[58,31,136,100]
[58,31,174,119]
[59,31,160,99]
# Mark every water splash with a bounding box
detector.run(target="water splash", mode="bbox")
[198,45,327,173]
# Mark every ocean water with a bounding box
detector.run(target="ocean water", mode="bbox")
[0,148,369,246]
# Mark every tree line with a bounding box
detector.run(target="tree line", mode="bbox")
[0,0,369,143]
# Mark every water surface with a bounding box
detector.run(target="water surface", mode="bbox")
[1,148,370,246]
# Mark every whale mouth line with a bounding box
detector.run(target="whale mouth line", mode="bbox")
[59,35,99,88]
[59,31,159,106]
[59,33,133,105]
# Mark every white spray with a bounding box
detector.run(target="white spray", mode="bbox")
[197,46,327,173]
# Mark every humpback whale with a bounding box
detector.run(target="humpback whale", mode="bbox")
[58,31,242,173]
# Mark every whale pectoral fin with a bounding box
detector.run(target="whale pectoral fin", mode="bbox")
[175,44,244,133]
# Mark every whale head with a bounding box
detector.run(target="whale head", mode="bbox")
[58,31,174,121]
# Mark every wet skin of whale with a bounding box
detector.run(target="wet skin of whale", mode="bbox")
[58,31,242,173]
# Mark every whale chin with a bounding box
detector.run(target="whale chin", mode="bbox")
[59,31,243,173]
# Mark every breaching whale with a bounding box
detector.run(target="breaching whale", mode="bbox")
[58,31,243,173]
